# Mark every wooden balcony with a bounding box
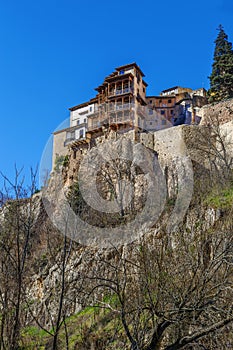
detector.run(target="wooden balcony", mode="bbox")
[87,109,135,132]
[109,114,134,126]
[108,102,134,112]
[63,123,87,146]
[108,87,134,98]
[64,137,75,146]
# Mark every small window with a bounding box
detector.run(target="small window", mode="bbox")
[149,109,153,115]
[168,99,172,103]
[119,70,124,75]
[161,110,165,115]
[162,120,166,125]
[170,110,173,115]
[84,118,87,123]
[143,88,145,93]
[67,131,74,139]
[77,119,80,125]
[79,129,84,138]
[150,100,153,104]
[90,106,92,112]
[150,121,153,125]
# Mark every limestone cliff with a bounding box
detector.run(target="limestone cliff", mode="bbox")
[0,109,232,349]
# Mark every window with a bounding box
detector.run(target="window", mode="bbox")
[149,109,153,115]
[143,88,145,93]
[79,110,88,115]
[67,131,74,139]
[116,86,122,94]
[170,110,173,115]
[168,99,172,103]
[90,106,92,112]
[77,119,80,125]
[84,118,87,123]
[162,120,166,125]
[79,129,84,138]
[150,121,153,125]
[150,100,153,104]
[160,110,165,115]
[119,70,124,75]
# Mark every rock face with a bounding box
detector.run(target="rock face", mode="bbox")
[10,110,233,330]
[44,136,167,248]
[219,120,233,165]
[48,120,233,242]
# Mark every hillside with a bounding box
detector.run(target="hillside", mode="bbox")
[0,100,233,349]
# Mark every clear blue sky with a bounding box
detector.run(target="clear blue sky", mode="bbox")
[0,0,232,189]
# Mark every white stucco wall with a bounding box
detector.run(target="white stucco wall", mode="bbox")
[75,127,85,139]
[70,104,94,127]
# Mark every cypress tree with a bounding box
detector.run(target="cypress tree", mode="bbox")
[208,25,233,102]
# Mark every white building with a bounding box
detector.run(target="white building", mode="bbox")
[66,102,94,144]
[52,101,94,168]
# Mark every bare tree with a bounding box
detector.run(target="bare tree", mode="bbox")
[197,113,233,183]
[83,215,233,350]
[0,167,38,349]
[70,130,233,349]
[0,167,86,349]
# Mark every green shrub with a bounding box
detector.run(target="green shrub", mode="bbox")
[54,155,69,172]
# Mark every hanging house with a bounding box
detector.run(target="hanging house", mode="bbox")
[52,63,207,168]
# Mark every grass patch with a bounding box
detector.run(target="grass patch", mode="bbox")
[19,297,126,348]
[20,326,48,349]
[205,183,233,209]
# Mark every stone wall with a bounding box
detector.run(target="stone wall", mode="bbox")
[200,98,233,125]
[53,129,68,168]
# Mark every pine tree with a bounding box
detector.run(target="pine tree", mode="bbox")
[208,25,233,102]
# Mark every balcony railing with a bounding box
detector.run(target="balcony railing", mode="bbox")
[64,123,87,146]
[109,114,133,125]
[87,118,108,131]
[108,102,134,112]
[64,135,86,146]
[64,137,75,146]
[109,87,134,97]
[88,112,134,132]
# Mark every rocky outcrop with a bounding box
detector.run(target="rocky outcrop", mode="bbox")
[26,113,233,328]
